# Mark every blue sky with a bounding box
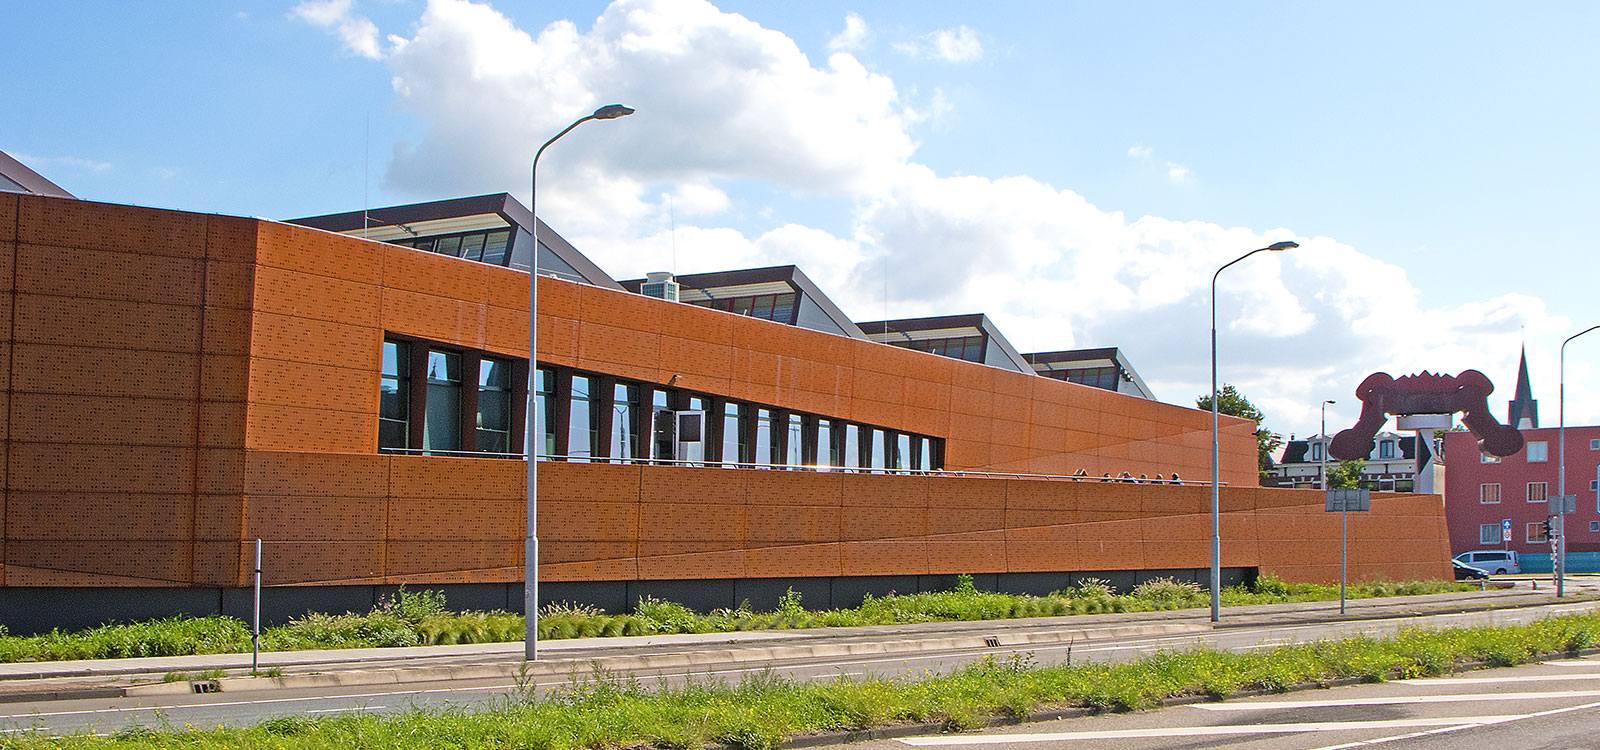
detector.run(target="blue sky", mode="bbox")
[5,0,1598,443]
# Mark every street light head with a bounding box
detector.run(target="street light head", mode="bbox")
[592,104,635,120]
[1266,241,1299,251]
[1325,399,1336,405]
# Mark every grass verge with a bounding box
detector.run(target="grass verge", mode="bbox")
[0,576,1473,664]
[3,611,1597,749]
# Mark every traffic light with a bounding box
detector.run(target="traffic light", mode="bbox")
[1542,518,1554,540]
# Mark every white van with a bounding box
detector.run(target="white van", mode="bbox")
[1454,550,1519,575]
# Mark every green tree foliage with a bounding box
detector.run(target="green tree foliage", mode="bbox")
[1325,459,1367,489]
[1196,384,1284,476]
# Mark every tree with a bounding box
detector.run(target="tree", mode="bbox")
[1325,459,1367,489]
[1196,384,1283,477]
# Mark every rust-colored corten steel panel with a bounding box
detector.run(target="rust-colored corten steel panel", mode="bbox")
[1,197,1447,589]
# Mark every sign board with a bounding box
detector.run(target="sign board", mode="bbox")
[1502,518,1512,542]
[1325,488,1371,512]
[1549,494,1578,515]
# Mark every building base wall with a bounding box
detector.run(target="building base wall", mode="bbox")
[0,567,1255,636]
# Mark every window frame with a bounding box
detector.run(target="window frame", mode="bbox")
[1527,481,1548,504]
[1480,483,1501,504]
[1478,523,1500,545]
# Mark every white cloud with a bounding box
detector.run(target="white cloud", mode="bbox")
[893,25,984,63]
[292,0,383,59]
[1166,161,1193,184]
[13,153,110,172]
[303,0,1592,432]
[827,13,870,51]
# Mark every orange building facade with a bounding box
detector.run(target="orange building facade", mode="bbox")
[0,193,1452,630]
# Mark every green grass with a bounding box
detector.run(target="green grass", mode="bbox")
[4,611,1597,750]
[0,576,1475,664]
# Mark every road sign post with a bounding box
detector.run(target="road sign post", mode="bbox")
[1502,518,1512,545]
[1326,488,1371,615]
[1551,494,1578,596]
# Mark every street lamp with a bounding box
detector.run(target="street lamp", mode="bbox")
[527,104,635,661]
[1557,325,1600,599]
[1211,240,1298,622]
[1320,400,1336,492]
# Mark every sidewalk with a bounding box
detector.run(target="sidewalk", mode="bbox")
[1,585,1594,703]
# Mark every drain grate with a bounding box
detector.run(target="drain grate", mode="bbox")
[984,636,1000,648]
[191,680,221,694]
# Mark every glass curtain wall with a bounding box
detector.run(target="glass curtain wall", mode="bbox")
[476,358,512,453]
[569,375,593,461]
[610,383,637,462]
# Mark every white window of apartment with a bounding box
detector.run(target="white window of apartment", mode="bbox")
[1527,441,1548,462]
[1379,440,1396,459]
[1528,481,1548,504]
[1591,438,1600,450]
[1591,521,1599,533]
[1481,452,1501,464]
[1528,522,1549,543]
[1480,483,1501,504]
[1479,524,1501,545]
[1309,442,1324,461]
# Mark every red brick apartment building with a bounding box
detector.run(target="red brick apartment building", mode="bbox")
[0,191,1452,632]
[1445,426,1600,556]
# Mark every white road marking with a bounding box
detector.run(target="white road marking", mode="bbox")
[1402,672,1600,685]
[1306,698,1600,750]
[305,705,385,714]
[896,716,1521,744]
[1191,688,1600,710]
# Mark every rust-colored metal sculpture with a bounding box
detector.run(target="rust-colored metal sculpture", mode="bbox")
[1329,370,1524,461]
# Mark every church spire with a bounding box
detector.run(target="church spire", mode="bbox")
[1508,346,1538,429]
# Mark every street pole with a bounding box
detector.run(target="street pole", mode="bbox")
[526,104,634,661]
[252,538,261,674]
[1558,325,1600,599]
[1210,240,1298,622]
[1322,399,1344,614]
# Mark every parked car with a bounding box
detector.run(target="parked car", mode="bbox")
[1453,559,1490,580]
[1454,550,1519,575]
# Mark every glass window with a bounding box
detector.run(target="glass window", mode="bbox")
[753,409,774,466]
[722,402,743,466]
[610,383,637,462]
[1479,523,1500,545]
[379,340,409,450]
[1528,481,1547,504]
[434,235,462,257]
[1591,439,1600,451]
[870,429,886,473]
[650,390,672,461]
[568,375,593,462]
[534,368,555,459]
[1527,441,1548,462]
[786,414,803,468]
[457,233,485,262]
[817,419,834,468]
[1481,453,1501,464]
[1309,443,1324,461]
[476,358,512,454]
[1480,483,1500,504]
[482,230,511,265]
[1379,441,1395,459]
[683,396,706,465]
[843,425,860,469]
[423,350,461,453]
[920,437,933,471]
[772,293,797,323]
[896,433,911,471]
[1528,522,1548,543]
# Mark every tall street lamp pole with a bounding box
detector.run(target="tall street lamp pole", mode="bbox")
[1211,240,1298,622]
[527,104,634,661]
[1558,325,1600,599]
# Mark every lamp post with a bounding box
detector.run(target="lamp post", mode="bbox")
[527,104,634,661]
[1211,240,1298,622]
[1320,400,1336,492]
[1558,325,1600,599]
